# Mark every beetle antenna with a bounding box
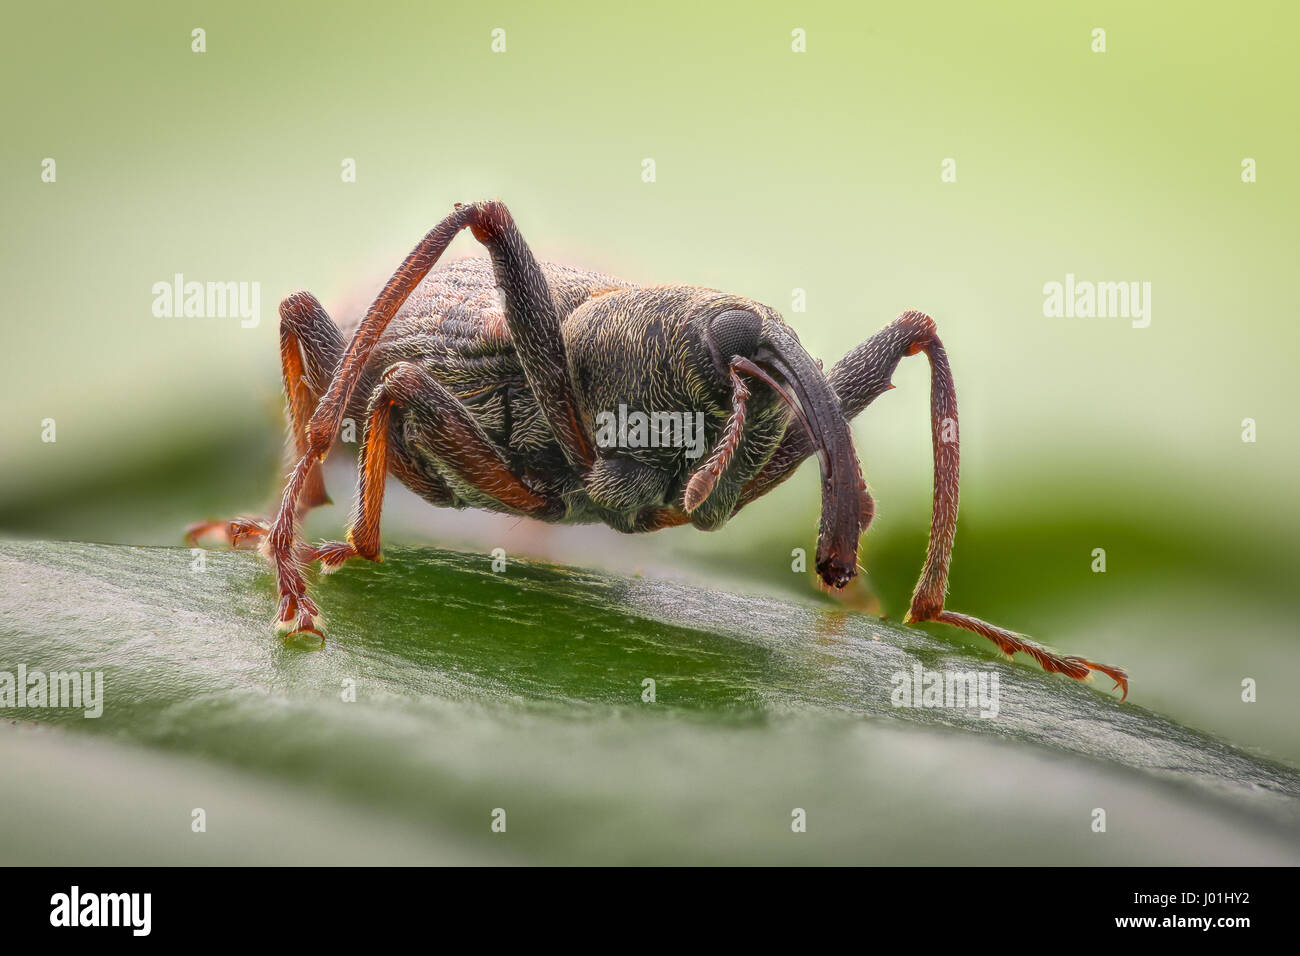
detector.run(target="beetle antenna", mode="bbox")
[683,364,751,512]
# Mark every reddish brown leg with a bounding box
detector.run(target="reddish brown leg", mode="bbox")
[738,311,1128,699]
[308,377,398,575]
[897,323,1128,699]
[291,362,561,628]
[280,291,342,510]
[183,516,273,550]
[269,201,592,636]
[185,292,344,551]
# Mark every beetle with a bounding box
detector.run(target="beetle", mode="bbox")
[188,199,1128,698]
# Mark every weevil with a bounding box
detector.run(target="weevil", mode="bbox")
[187,200,1128,698]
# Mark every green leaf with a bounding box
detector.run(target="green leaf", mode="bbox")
[1,539,1297,864]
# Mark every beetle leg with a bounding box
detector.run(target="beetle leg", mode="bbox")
[270,202,593,633]
[279,291,345,509]
[735,310,1128,699]
[266,205,479,628]
[468,200,597,475]
[185,292,345,550]
[297,363,560,622]
[586,458,674,515]
[184,515,272,550]
[299,200,592,473]
[736,311,940,503]
[306,374,402,575]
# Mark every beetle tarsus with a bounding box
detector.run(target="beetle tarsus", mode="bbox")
[313,540,359,573]
[275,590,325,643]
[909,608,1129,700]
[184,516,269,550]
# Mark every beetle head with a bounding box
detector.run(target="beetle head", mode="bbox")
[696,302,869,590]
[567,285,868,588]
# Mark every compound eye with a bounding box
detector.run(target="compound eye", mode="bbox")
[708,308,762,369]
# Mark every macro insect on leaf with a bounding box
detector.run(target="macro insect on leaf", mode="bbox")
[187,199,1129,699]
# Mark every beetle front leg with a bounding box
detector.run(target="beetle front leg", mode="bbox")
[298,200,593,476]
[469,200,597,474]
[314,361,559,569]
[266,206,479,632]
[185,291,344,550]
[280,362,562,637]
[738,311,1128,699]
[268,201,593,634]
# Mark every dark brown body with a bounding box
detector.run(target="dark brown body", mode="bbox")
[342,258,790,534]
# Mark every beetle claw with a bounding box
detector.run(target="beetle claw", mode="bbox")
[184,516,269,550]
[284,612,326,646]
[275,592,325,644]
[313,540,357,574]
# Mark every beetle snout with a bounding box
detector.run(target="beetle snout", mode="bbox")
[751,323,867,591]
[816,554,857,590]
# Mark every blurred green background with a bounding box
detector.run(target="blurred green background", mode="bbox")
[1,1,1297,863]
